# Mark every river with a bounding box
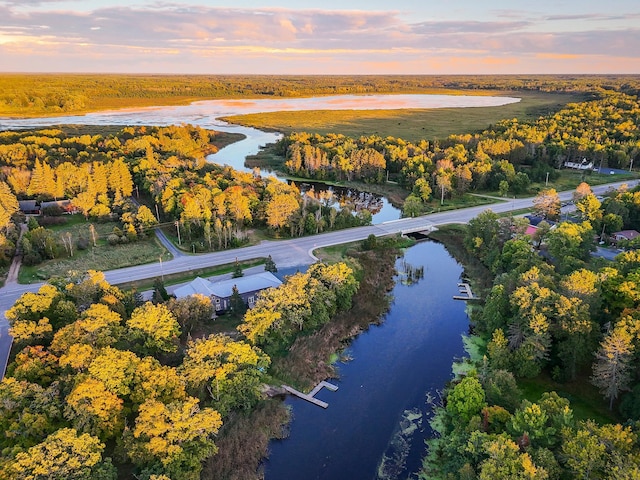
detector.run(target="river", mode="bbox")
[0,93,519,225]
[264,240,470,480]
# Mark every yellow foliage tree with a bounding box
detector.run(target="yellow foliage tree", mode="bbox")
[128,397,222,480]
[127,302,180,354]
[5,428,116,480]
[65,377,124,439]
[178,334,269,413]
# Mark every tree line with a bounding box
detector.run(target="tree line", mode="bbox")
[2,74,640,116]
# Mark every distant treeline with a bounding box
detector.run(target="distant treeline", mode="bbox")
[1,74,639,116]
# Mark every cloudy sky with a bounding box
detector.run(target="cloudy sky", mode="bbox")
[1,0,638,74]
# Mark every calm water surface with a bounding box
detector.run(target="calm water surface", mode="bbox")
[264,240,470,480]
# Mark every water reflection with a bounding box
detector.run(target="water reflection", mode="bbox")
[297,182,398,224]
[263,240,470,480]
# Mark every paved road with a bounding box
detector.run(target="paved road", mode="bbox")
[0,179,636,377]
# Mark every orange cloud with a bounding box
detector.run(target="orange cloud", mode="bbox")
[536,53,584,60]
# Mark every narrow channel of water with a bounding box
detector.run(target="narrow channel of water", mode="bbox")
[263,240,470,480]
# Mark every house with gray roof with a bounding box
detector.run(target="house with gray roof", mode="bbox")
[174,271,282,313]
[611,230,640,244]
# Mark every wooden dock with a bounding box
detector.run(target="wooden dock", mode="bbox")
[453,283,477,300]
[282,381,338,408]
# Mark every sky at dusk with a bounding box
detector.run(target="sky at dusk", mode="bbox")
[1,0,639,74]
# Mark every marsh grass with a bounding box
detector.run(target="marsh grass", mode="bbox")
[202,399,291,480]
[223,91,587,142]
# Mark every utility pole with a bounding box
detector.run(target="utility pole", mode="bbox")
[175,221,181,245]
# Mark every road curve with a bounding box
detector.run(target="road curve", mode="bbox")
[0,179,636,377]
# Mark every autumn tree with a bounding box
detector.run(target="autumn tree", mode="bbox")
[4,428,117,480]
[126,397,222,480]
[572,182,592,203]
[0,180,19,231]
[0,378,63,451]
[166,294,214,336]
[575,193,602,223]
[130,356,186,405]
[586,422,640,477]
[434,162,453,205]
[86,347,140,399]
[126,302,181,354]
[532,188,561,220]
[50,303,123,353]
[135,204,158,235]
[546,221,595,272]
[477,434,548,480]
[592,327,635,410]
[6,284,67,332]
[64,377,124,439]
[178,334,270,414]
[265,193,299,231]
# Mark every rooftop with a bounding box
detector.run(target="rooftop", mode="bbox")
[174,271,282,299]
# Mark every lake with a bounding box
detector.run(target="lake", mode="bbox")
[264,240,470,480]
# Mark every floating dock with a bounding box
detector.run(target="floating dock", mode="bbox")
[282,381,338,408]
[453,283,478,300]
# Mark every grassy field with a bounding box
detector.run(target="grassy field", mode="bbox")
[18,215,168,283]
[223,91,588,142]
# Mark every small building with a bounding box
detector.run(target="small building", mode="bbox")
[564,159,594,170]
[18,200,40,215]
[40,199,76,214]
[525,215,556,227]
[611,230,640,243]
[174,271,282,313]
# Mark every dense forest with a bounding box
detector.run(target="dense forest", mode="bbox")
[419,182,640,479]
[278,89,640,217]
[1,74,639,116]
[0,259,358,479]
[0,124,369,274]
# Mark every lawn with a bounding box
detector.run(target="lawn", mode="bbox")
[518,372,619,425]
[19,215,168,283]
[222,91,588,142]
